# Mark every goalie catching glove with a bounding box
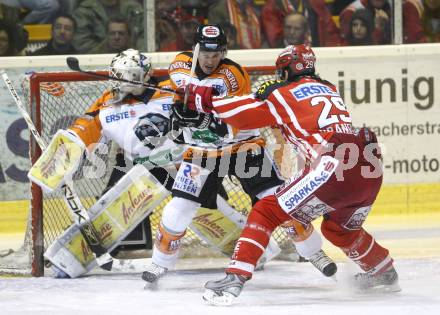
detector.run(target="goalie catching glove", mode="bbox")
[170,101,212,129]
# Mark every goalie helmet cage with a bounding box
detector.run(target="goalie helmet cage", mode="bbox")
[18,67,299,276]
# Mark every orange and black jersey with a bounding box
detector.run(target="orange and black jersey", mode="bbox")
[168,51,261,149]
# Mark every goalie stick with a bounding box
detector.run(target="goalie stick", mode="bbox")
[66,57,177,95]
[0,70,113,272]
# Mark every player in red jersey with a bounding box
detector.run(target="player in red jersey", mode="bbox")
[183,44,400,305]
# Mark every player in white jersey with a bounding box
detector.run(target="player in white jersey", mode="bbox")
[142,25,337,285]
[67,49,179,188]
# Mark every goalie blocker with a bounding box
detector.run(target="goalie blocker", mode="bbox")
[28,129,85,192]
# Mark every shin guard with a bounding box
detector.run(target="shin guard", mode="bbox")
[323,221,392,274]
[226,205,279,278]
[151,223,186,269]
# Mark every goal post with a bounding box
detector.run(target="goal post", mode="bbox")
[2,66,299,276]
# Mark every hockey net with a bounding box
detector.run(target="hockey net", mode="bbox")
[0,67,299,276]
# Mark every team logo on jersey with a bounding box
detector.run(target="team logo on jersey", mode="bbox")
[133,113,169,149]
[290,82,339,101]
[202,26,220,37]
[276,156,338,213]
[343,206,371,230]
[301,52,315,60]
[173,162,209,197]
[192,129,219,143]
[105,110,136,123]
[289,196,334,225]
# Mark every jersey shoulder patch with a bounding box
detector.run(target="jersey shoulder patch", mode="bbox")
[255,80,289,100]
[169,52,192,72]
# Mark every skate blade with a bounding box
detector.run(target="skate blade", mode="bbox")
[96,253,113,271]
[202,289,236,306]
[356,282,402,294]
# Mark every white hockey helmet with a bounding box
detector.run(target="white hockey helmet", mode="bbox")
[109,49,152,100]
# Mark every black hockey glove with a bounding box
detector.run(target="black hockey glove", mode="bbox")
[171,101,212,129]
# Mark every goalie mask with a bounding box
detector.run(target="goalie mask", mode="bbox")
[109,49,152,101]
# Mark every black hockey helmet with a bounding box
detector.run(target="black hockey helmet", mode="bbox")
[194,24,227,52]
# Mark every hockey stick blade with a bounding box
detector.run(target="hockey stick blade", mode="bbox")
[66,56,81,71]
[66,56,177,95]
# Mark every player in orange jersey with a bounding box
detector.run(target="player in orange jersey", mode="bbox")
[142,25,337,286]
[185,44,400,305]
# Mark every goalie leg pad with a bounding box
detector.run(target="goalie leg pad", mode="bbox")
[28,129,85,192]
[189,196,282,262]
[44,165,170,278]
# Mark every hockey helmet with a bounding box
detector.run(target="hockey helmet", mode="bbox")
[194,24,227,52]
[275,44,316,80]
[109,49,152,100]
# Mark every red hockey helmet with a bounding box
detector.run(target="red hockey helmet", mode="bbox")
[275,44,316,80]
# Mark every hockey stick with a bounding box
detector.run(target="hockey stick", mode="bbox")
[66,57,177,95]
[183,43,200,108]
[1,70,113,271]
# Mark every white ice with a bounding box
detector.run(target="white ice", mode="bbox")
[1,257,440,315]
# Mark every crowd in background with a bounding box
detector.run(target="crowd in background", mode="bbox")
[0,0,439,57]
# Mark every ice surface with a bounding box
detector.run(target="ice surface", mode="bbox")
[1,257,439,315]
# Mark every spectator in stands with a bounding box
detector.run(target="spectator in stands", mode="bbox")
[261,0,341,47]
[207,0,264,49]
[420,0,440,42]
[0,19,27,56]
[0,0,60,24]
[340,0,428,44]
[89,16,131,54]
[72,0,142,54]
[277,12,310,47]
[177,16,200,51]
[155,0,203,52]
[343,9,375,45]
[154,0,180,51]
[219,21,240,49]
[340,0,391,45]
[30,14,77,55]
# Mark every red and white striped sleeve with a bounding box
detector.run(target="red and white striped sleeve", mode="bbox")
[211,93,286,130]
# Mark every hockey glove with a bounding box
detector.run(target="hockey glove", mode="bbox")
[171,101,212,129]
[185,84,215,113]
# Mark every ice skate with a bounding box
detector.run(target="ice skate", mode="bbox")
[202,273,248,306]
[308,250,337,278]
[354,266,401,292]
[141,262,168,284]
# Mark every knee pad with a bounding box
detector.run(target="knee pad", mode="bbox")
[161,197,201,233]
